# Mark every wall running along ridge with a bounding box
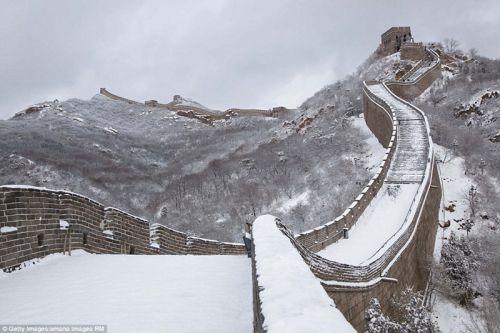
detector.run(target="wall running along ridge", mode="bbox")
[251,47,442,332]
[99,88,288,124]
[99,88,140,105]
[0,186,245,271]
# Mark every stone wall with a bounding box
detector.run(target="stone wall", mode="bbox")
[0,186,246,271]
[99,88,140,104]
[385,49,442,100]
[250,154,440,331]
[294,81,397,253]
[400,42,425,61]
[99,88,286,122]
[312,50,441,331]
[322,159,441,331]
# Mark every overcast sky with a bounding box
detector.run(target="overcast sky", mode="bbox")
[1,0,499,119]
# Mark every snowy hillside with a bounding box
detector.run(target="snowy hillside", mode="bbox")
[0,52,398,242]
[412,46,500,332]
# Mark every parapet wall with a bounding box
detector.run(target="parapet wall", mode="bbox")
[250,215,356,332]
[400,42,425,61]
[0,186,245,271]
[294,82,397,253]
[322,158,441,330]
[251,156,440,331]
[283,88,440,330]
[315,51,440,331]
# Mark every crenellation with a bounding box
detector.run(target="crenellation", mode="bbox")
[0,185,246,271]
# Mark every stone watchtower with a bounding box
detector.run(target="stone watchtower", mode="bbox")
[379,27,413,55]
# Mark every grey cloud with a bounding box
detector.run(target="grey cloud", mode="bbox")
[0,0,499,118]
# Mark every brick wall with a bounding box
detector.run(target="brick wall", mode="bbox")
[322,159,441,331]
[400,42,425,61]
[0,186,245,271]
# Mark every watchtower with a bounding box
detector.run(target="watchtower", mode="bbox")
[380,27,413,55]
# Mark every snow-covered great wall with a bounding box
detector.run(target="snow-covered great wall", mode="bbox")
[1,29,443,332]
[250,42,443,330]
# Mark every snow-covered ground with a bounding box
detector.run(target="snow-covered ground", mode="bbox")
[430,145,488,332]
[351,115,386,173]
[318,183,419,265]
[432,293,474,333]
[0,251,252,333]
[432,145,476,259]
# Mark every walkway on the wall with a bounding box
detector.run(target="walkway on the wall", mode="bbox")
[318,82,430,265]
[403,55,438,82]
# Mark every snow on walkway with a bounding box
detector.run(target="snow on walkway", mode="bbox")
[319,83,429,265]
[404,57,437,82]
[369,84,428,183]
[319,183,419,265]
[0,251,252,333]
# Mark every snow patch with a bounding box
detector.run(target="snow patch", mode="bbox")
[103,126,118,135]
[277,190,310,213]
[59,220,69,230]
[433,144,476,260]
[1,226,18,234]
[103,230,114,239]
[352,115,385,173]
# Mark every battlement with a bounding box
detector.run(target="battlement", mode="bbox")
[0,185,246,271]
[379,26,414,56]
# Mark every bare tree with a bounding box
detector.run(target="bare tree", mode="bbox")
[469,48,479,59]
[465,185,479,219]
[443,38,460,53]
